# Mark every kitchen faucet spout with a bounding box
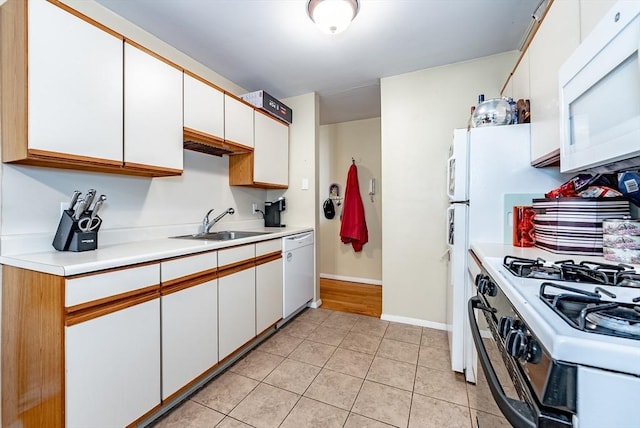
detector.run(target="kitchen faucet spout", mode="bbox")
[202,208,235,233]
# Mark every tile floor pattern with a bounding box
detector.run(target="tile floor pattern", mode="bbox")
[151,308,510,428]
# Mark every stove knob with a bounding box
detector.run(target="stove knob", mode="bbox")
[498,316,514,339]
[526,339,542,364]
[475,274,487,288]
[477,277,497,297]
[505,329,527,359]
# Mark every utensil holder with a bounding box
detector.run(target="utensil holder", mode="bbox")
[52,210,101,251]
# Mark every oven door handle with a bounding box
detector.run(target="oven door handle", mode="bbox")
[468,296,536,428]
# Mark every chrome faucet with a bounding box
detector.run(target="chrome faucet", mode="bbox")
[202,208,235,233]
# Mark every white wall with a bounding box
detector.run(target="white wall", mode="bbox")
[318,118,382,284]
[381,51,518,325]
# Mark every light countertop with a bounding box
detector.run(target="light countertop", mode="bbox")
[0,226,313,277]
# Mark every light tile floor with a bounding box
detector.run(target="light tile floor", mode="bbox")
[150,308,510,428]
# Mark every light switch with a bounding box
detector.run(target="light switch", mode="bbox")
[301,178,309,190]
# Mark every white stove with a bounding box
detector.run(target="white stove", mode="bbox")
[469,253,640,428]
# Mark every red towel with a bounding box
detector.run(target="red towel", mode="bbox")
[340,164,368,252]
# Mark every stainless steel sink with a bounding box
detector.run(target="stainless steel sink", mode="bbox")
[171,230,272,241]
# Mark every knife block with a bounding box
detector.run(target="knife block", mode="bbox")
[52,210,100,252]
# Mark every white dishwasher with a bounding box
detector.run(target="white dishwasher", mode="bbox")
[282,232,314,319]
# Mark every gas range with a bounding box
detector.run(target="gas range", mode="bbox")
[483,255,640,375]
[470,248,640,428]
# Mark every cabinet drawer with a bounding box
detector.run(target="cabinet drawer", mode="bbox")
[66,264,160,307]
[256,239,281,257]
[218,244,255,268]
[161,251,217,283]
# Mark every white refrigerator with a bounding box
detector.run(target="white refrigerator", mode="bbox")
[446,124,565,383]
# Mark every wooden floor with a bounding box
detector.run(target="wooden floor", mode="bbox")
[319,278,382,318]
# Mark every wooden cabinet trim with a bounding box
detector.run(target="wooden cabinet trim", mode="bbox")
[183,69,225,93]
[65,288,160,326]
[2,266,65,428]
[183,127,253,156]
[124,39,183,72]
[161,271,218,296]
[530,148,560,168]
[123,161,183,176]
[255,252,281,267]
[255,107,290,126]
[1,0,28,163]
[500,0,554,95]
[217,260,255,279]
[48,0,123,39]
[28,148,123,167]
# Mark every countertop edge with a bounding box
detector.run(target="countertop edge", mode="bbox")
[0,227,314,276]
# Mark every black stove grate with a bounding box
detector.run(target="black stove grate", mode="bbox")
[539,282,640,340]
[504,255,637,287]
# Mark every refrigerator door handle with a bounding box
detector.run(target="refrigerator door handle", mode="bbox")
[446,155,455,200]
[447,205,455,246]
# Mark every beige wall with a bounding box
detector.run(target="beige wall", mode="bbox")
[318,118,382,284]
[380,51,518,326]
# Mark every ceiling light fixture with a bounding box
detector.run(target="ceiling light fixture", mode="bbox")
[307,0,359,35]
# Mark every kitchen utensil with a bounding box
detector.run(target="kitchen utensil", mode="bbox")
[90,195,107,220]
[84,189,97,211]
[68,190,81,211]
[472,97,513,127]
[73,197,86,220]
[78,216,101,232]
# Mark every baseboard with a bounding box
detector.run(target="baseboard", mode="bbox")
[380,313,447,331]
[320,273,382,286]
[308,299,322,308]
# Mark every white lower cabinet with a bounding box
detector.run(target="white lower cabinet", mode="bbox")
[65,298,161,428]
[256,239,283,333]
[161,280,218,399]
[218,267,256,360]
[256,257,283,333]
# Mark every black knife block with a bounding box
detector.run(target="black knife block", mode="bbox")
[52,210,100,252]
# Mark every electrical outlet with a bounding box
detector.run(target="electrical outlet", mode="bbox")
[252,203,258,214]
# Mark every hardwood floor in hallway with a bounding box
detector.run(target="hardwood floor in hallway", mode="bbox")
[319,278,382,318]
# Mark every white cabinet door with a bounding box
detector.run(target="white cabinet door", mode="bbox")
[580,0,617,41]
[218,267,256,360]
[528,0,580,162]
[65,299,160,428]
[28,0,123,161]
[256,257,283,333]
[254,112,289,186]
[224,94,254,148]
[124,42,183,171]
[162,280,218,399]
[183,73,224,140]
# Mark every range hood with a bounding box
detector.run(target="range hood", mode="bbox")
[183,127,252,157]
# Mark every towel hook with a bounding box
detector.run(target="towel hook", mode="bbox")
[351,157,355,164]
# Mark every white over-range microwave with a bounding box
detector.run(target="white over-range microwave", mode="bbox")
[559,1,640,173]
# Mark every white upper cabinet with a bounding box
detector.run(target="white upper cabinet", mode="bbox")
[580,0,617,40]
[254,112,289,187]
[183,73,224,140]
[27,0,123,162]
[124,42,183,172]
[528,0,580,163]
[224,94,254,149]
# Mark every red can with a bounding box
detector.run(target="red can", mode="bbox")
[513,206,536,247]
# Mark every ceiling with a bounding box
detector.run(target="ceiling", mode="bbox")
[94,0,541,125]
